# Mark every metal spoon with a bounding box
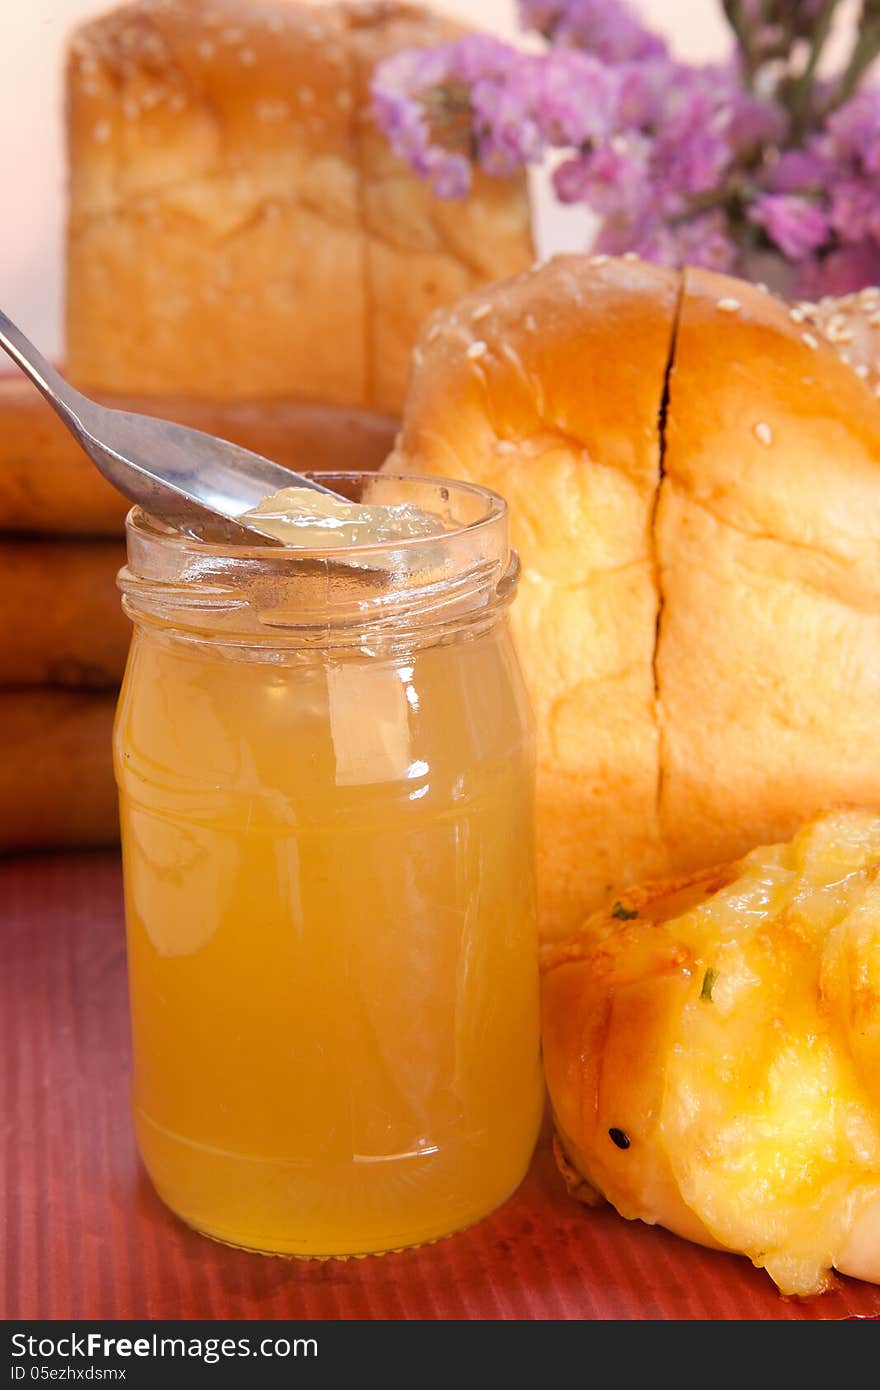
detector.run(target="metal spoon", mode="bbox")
[0,307,342,546]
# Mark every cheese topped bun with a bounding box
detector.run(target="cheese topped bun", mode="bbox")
[541,807,880,1297]
[386,255,880,941]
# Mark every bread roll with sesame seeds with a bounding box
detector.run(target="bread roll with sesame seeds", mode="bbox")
[657,267,880,877]
[64,0,533,411]
[386,254,880,941]
[386,254,681,938]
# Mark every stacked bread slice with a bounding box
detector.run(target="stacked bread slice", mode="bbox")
[0,377,126,849]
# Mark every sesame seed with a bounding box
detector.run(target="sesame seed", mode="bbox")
[426,323,442,343]
[789,307,806,323]
[92,120,111,143]
[754,421,773,447]
[718,297,741,313]
[855,363,870,379]
[122,97,140,120]
[197,39,215,59]
[495,440,516,455]
[267,15,285,32]
[756,281,769,293]
[801,332,819,350]
[589,254,609,266]
[622,251,639,261]
[471,303,492,321]
[875,382,880,398]
[168,92,185,112]
[825,318,853,343]
[413,347,425,368]
[839,350,852,365]
[466,341,488,360]
[336,90,353,110]
[221,26,245,43]
[869,310,880,326]
[299,86,315,106]
[524,314,537,332]
[239,47,256,65]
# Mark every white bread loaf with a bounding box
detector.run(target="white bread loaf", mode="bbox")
[386,255,880,940]
[64,0,533,413]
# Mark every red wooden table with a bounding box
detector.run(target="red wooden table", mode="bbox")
[3,850,879,1322]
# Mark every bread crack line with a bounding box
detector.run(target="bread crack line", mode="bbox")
[650,271,685,825]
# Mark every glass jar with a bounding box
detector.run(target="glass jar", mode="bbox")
[114,472,543,1258]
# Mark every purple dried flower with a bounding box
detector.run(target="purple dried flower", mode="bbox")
[726,88,788,153]
[650,83,733,199]
[371,35,520,196]
[614,211,737,273]
[829,179,880,242]
[768,148,830,192]
[535,49,620,144]
[825,91,880,176]
[371,0,880,291]
[518,0,668,63]
[471,66,545,175]
[750,194,830,260]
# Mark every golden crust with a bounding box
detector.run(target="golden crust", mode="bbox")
[64,0,533,406]
[387,255,682,938]
[390,254,880,942]
[658,268,880,876]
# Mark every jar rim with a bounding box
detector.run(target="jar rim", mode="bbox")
[126,470,508,561]
[120,471,517,650]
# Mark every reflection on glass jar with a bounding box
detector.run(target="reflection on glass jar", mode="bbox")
[114,473,543,1257]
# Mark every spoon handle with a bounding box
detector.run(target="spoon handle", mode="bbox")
[0,308,89,432]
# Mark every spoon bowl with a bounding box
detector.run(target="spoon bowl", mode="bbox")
[0,308,341,545]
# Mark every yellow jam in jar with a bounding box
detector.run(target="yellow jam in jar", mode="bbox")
[114,473,543,1257]
[240,484,446,546]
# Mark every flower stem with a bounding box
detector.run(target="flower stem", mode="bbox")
[823,0,880,113]
[786,0,840,137]
[721,0,761,84]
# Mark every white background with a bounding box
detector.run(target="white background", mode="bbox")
[0,0,858,358]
